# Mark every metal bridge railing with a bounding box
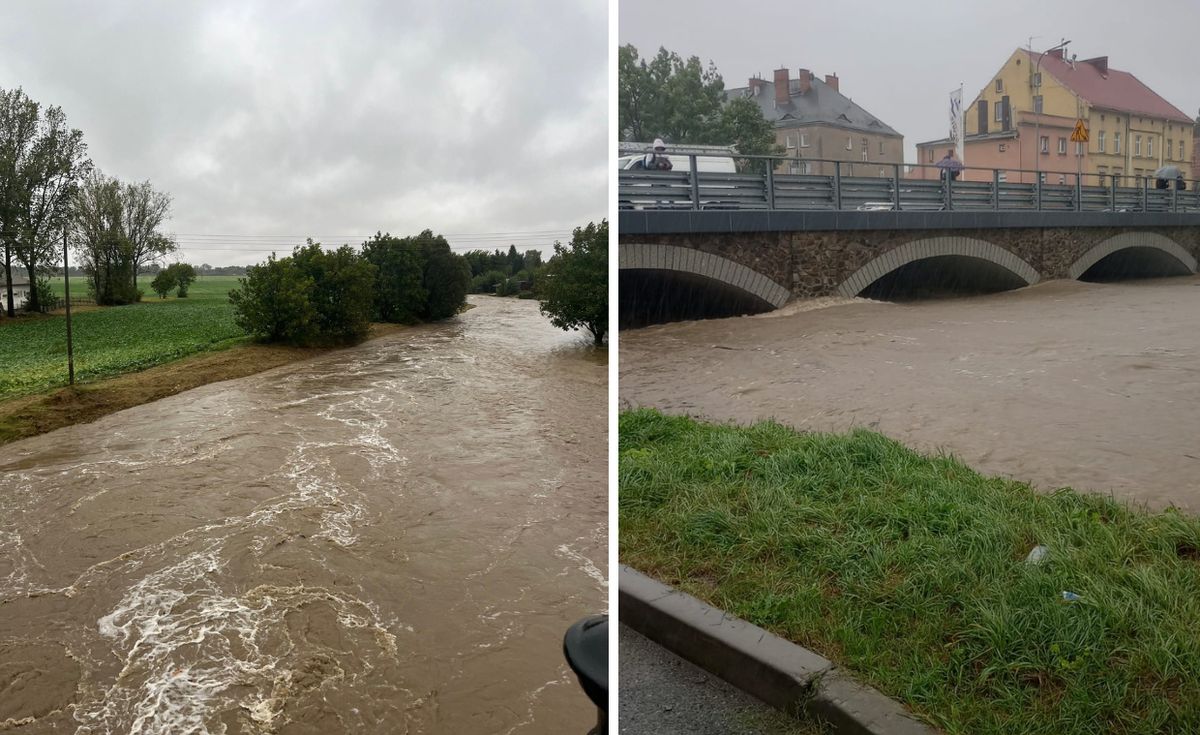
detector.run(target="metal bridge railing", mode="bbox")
[617,151,1200,214]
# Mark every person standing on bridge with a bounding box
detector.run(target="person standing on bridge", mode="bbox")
[642,138,673,171]
[936,148,963,182]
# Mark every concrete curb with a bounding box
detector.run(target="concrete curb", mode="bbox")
[619,565,938,735]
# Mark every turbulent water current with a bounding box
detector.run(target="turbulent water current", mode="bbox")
[621,277,1200,512]
[0,296,606,734]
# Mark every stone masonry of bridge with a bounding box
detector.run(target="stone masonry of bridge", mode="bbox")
[623,226,1200,302]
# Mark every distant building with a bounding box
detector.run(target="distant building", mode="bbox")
[727,67,904,177]
[1193,111,1200,181]
[1,273,31,313]
[915,48,1193,185]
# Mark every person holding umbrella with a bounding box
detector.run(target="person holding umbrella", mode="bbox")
[1154,164,1186,190]
[935,148,964,182]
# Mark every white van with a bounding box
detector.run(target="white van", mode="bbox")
[617,153,736,174]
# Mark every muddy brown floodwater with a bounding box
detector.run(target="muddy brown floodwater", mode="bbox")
[621,276,1200,512]
[0,296,606,734]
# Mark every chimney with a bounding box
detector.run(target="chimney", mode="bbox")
[1046,48,1064,60]
[824,73,839,92]
[773,67,790,106]
[1083,56,1108,76]
[797,68,812,94]
[748,76,765,96]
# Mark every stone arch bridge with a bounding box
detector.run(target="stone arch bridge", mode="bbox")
[619,211,1200,321]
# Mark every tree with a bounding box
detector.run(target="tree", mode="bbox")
[538,220,607,345]
[229,253,317,344]
[618,45,725,144]
[11,102,90,312]
[617,45,779,161]
[362,232,426,323]
[0,87,39,317]
[2,87,90,315]
[151,269,176,299]
[120,180,175,287]
[166,262,196,297]
[412,230,470,320]
[718,97,780,159]
[71,171,173,305]
[291,241,377,344]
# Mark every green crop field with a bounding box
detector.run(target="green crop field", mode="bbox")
[1,276,247,398]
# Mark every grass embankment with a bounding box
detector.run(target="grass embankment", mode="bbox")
[619,409,1200,735]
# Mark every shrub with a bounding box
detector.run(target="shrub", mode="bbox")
[229,254,317,344]
[151,270,176,299]
[362,233,426,323]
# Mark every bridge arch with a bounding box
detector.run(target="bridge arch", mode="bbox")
[618,243,790,308]
[837,236,1040,298]
[1068,232,1197,280]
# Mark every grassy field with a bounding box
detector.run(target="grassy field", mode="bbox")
[0,276,245,398]
[619,409,1200,735]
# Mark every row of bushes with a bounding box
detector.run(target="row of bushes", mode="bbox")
[229,232,471,346]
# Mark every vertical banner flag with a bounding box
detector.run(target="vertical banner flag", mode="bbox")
[949,86,964,163]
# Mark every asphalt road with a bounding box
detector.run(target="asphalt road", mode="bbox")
[618,624,827,735]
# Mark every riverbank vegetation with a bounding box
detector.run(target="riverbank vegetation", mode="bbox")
[230,232,470,346]
[537,220,607,345]
[620,408,1200,735]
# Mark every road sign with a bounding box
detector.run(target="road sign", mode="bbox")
[1070,119,1089,143]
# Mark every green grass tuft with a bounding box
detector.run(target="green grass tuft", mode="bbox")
[619,408,1200,735]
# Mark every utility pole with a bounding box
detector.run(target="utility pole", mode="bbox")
[63,229,74,386]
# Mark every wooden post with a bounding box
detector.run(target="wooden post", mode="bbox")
[63,230,74,386]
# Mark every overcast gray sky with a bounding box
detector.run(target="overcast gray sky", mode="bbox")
[0,0,606,266]
[620,0,1199,161]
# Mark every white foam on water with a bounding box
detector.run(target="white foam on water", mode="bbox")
[555,543,608,590]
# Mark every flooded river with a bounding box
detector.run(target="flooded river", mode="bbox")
[0,296,606,734]
[621,277,1200,512]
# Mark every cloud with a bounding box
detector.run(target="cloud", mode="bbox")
[0,0,608,264]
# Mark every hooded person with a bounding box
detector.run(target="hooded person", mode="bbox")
[642,138,673,171]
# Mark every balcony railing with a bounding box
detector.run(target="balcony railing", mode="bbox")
[617,152,1200,214]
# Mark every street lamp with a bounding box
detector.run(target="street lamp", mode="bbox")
[1032,38,1070,184]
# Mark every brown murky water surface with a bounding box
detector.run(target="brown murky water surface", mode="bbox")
[621,277,1200,512]
[0,296,606,734]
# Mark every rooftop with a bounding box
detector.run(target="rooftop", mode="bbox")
[1025,50,1192,124]
[728,71,901,138]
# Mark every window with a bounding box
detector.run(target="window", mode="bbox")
[861,137,868,151]
[1033,95,1043,114]
[799,133,809,148]
[999,143,1007,152]
[861,150,868,161]
[1114,132,1122,154]
[1148,138,1154,158]
[1058,175,1066,185]
[1180,141,1186,161]
[1134,135,1142,156]
[1098,165,1108,177]
[1040,136,1049,153]
[790,161,812,174]
[846,136,853,150]
[1039,172,1047,183]
[994,100,1003,122]
[927,148,934,163]
[995,78,1003,93]
[879,141,885,155]
[1168,140,1174,159]
[786,134,796,149]
[997,171,1007,183]
[1057,137,1067,154]
[1098,130,1106,152]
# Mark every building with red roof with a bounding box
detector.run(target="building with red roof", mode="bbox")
[915,47,1193,186]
